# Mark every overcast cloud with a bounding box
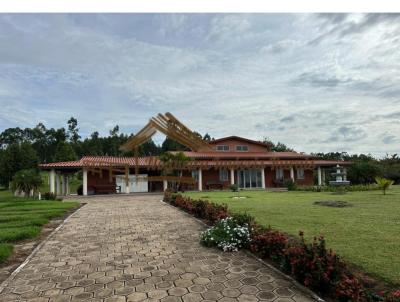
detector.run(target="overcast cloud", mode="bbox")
[0,13,399,156]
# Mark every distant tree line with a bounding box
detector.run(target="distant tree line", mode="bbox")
[0,118,398,187]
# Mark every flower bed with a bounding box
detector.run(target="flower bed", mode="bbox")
[163,191,399,302]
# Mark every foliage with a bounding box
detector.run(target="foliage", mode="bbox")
[11,169,43,197]
[53,141,77,162]
[231,212,255,227]
[297,184,379,192]
[230,184,238,192]
[262,137,294,152]
[251,229,289,262]
[283,179,297,191]
[42,192,57,200]
[200,217,251,252]
[375,177,394,195]
[383,290,400,302]
[348,162,382,184]
[0,243,13,263]
[163,191,228,224]
[0,143,39,186]
[161,136,189,152]
[335,276,364,302]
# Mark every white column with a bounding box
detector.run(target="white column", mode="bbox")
[83,168,88,196]
[290,167,294,181]
[317,166,322,186]
[198,168,203,191]
[66,176,70,195]
[230,168,235,185]
[49,169,56,194]
[261,168,266,189]
[56,173,61,195]
[163,180,168,191]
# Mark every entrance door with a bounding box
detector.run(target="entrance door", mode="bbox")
[237,169,263,189]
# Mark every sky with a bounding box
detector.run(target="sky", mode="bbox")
[0,13,399,156]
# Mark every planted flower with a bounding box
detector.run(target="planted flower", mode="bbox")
[200,217,251,252]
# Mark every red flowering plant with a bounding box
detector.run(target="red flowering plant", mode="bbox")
[250,229,289,263]
[283,232,345,294]
[383,290,400,302]
[335,275,364,302]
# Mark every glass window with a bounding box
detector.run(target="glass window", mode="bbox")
[216,145,229,151]
[250,170,257,187]
[219,169,229,181]
[236,145,249,152]
[275,168,284,180]
[296,168,305,179]
[256,170,262,187]
[191,170,199,181]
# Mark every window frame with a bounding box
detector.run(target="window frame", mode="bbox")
[219,168,229,181]
[216,145,230,152]
[236,145,249,152]
[296,168,305,179]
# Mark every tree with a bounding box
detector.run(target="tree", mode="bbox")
[347,162,381,184]
[262,137,294,152]
[67,117,81,144]
[11,169,43,197]
[0,143,39,187]
[375,177,394,195]
[161,137,188,152]
[159,151,189,191]
[53,141,77,162]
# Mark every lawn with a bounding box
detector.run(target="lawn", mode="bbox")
[0,189,79,263]
[184,186,400,285]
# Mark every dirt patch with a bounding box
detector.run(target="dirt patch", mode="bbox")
[0,203,84,285]
[313,200,352,208]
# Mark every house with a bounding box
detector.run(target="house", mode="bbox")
[40,135,351,195]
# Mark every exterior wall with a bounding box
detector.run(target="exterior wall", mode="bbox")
[295,169,314,186]
[265,167,274,187]
[202,168,231,190]
[209,138,268,152]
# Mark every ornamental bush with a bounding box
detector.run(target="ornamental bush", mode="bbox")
[200,217,251,252]
[251,229,289,262]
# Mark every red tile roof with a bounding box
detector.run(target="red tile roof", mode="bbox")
[180,151,315,159]
[39,155,350,169]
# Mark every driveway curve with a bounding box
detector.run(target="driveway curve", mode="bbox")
[0,195,316,302]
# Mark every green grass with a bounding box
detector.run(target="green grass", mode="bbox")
[0,189,79,263]
[184,186,400,285]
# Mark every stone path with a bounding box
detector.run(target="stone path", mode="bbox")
[0,195,315,302]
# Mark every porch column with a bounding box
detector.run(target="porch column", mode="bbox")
[49,169,56,194]
[83,168,88,196]
[163,180,168,191]
[66,176,70,195]
[56,173,61,195]
[317,166,322,186]
[290,167,294,181]
[198,168,202,191]
[230,168,235,185]
[261,168,266,189]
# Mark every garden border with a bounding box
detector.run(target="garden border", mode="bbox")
[0,203,86,294]
[160,199,325,302]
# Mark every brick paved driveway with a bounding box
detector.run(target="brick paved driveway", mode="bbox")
[0,195,315,302]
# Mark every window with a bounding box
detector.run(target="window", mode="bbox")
[275,168,284,180]
[296,168,305,179]
[216,145,229,152]
[237,169,263,188]
[191,170,199,181]
[236,145,249,152]
[219,169,229,181]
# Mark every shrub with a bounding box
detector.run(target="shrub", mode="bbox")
[335,275,364,302]
[11,169,43,197]
[251,229,289,263]
[283,232,344,294]
[42,192,57,200]
[375,177,394,195]
[200,217,251,252]
[283,179,297,191]
[230,184,239,192]
[383,290,400,302]
[231,212,255,227]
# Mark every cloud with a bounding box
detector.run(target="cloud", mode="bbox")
[0,14,399,157]
[382,135,397,144]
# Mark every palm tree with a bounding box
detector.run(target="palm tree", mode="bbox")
[375,177,394,195]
